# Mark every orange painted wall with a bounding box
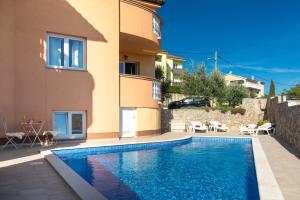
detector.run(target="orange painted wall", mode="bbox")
[119,53,155,78]
[0,0,120,138]
[0,0,162,139]
[0,0,15,130]
[120,75,160,109]
[120,1,161,55]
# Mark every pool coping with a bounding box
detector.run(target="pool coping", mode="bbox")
[41,136,284,200]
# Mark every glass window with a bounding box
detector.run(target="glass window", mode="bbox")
[47,34,85,70]
[71,113,83,135]
[53,111,86,139]
[53,112,68,136]
[125,62,139,75]
[69,39,83,69]
[183,98,193,103]
[155,55,162,62]
[153,80,161,100]
[119,62,125,74]
[49,36,64,66]
[153,15,161,38]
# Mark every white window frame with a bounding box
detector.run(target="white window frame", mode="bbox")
[119,61,140,75]
[153,80,161,100]
[152,15,161,38]
[52,111,86,139]
[47,33,86,70]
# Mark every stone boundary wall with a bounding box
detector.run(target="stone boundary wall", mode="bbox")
[161,98,267,133]
[267,96,300,152]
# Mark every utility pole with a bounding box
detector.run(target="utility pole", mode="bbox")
[214,51,218,71]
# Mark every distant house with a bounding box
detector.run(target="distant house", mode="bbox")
[224,73,265,97]
[155,50,186,85]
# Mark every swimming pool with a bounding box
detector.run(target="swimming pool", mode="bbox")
[54,137,260,200]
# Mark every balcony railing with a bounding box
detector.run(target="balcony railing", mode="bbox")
[120,74,161,108]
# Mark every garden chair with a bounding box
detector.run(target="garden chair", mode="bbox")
[211,121,229,132]
[240,124,257,135]
[190,121,208,133]
[2,119,25,150]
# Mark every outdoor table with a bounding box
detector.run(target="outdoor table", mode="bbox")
[21,121,45,147]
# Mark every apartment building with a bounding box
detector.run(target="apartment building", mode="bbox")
[0,0,163,141]
[224,73,265,97]
[155,50,186,84]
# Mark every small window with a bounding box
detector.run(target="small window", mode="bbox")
[183,98,193,103]
[119,61,139,75]
[153,80,161,100]
[153,15,161,38]
[47,34,86,70]
[53,111,86,139]
[155,55,162,62]
[173,63,178,69]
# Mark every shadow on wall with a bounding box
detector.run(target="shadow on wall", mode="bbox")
[120,32,160,55]
[1,0,109,140]
[267,96,300,156]
[161,109,173,133]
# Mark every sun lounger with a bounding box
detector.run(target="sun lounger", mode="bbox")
[240,124,257,135]
[253,123,275,136]
[210,121,229,132]
[190,121,208,133]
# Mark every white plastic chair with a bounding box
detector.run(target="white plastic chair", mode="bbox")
[2,119,25,150]
[211,121,229,132]
[240,124,257,135]
[253,123,275,136]
[190,121,208,133]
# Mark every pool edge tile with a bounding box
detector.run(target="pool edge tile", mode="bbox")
[42,151,107,200]
[252,138,285,200]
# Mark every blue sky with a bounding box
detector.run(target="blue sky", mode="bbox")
[158,0,300,94]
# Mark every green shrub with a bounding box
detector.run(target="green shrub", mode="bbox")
[231,108,246,115]
[257,119,269,126]
[220,107,230,114]
[169,85,181,94]
[204,106,210,112]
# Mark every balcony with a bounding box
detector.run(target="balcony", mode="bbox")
[120,74,161,108]
[245,81,263,91]
[120,0,162,55]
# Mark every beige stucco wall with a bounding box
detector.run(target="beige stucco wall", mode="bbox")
[224,74,246,85]
[137,108,160,131]
[0,0,120,138]
[0,0,16,130]
[224,74,265,97]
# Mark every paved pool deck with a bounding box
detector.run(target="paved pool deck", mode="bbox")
[0,131,299,200]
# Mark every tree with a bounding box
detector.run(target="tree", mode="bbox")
[250,90,257,98]
[226,84,249,107]
[155,65,164,80]
[209,68,226,103]
[282,84,300,99]
[180,63,211,97]
[269,80,276,97]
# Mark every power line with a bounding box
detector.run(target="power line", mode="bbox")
[165,49,296,88]
[166,50,213,55]
[218,55,296,87]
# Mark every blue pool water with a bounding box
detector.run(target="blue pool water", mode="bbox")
[54,138,260,200]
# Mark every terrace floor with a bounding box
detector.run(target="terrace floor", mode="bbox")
[0,131,299,200]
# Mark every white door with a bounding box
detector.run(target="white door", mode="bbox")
[121,109,136,138]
